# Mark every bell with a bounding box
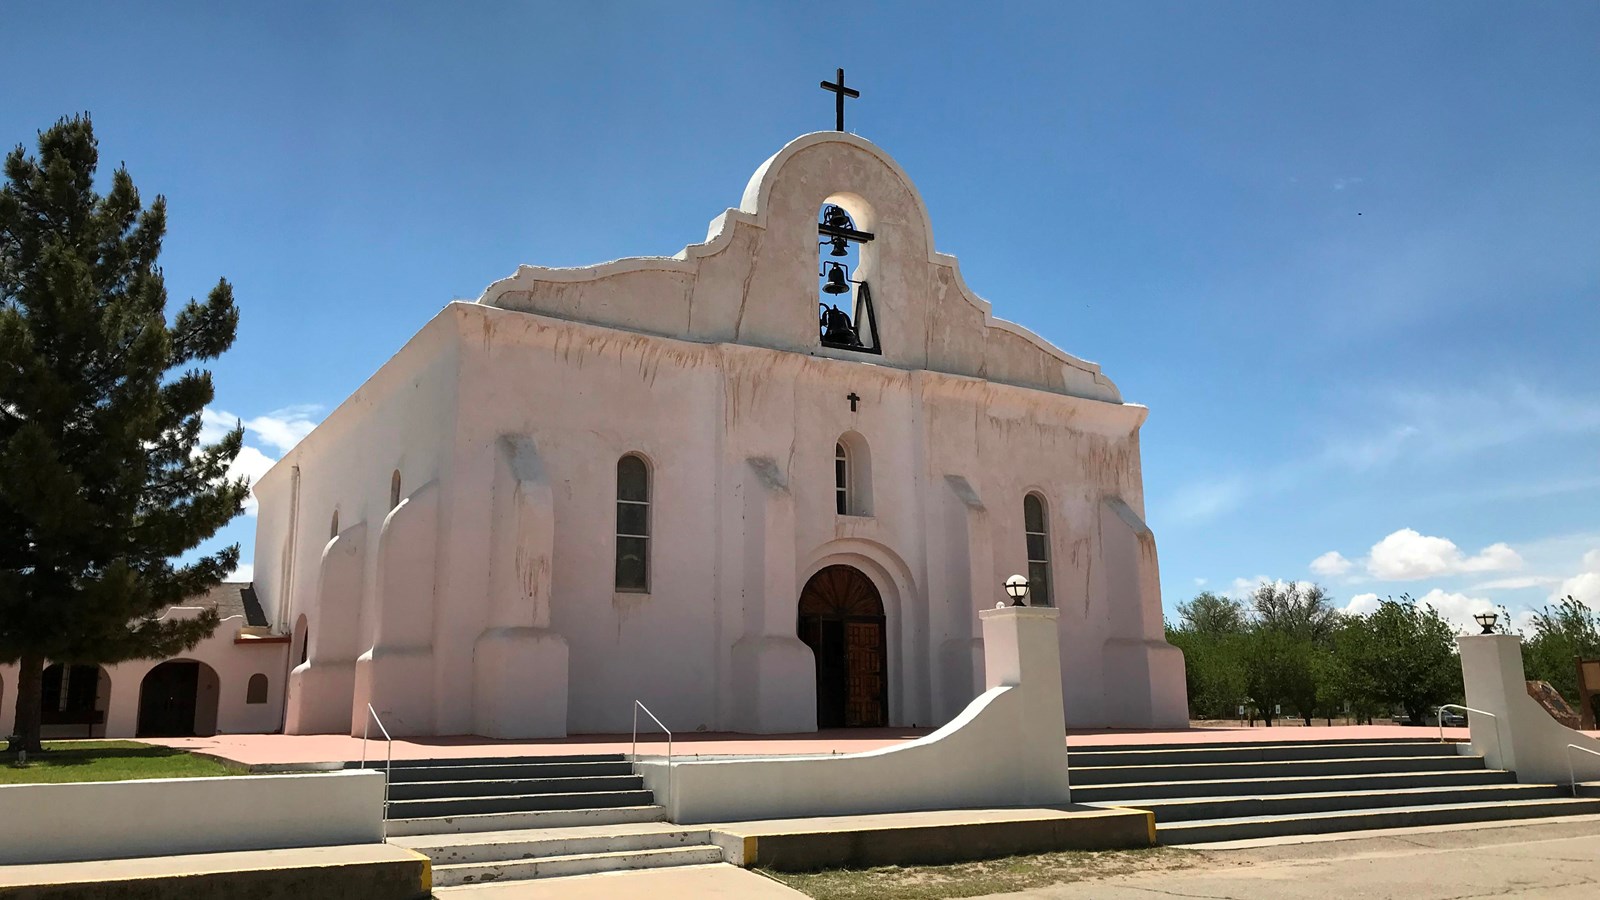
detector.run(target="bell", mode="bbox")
[828,235,850,257]
[823,205,852,230]
[822,263,851,295]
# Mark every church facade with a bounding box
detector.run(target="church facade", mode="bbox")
[254,132,1188,738]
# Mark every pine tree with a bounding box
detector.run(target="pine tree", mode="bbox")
[0,115,248,752]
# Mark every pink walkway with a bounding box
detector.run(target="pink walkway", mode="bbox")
[147,724,1479,768]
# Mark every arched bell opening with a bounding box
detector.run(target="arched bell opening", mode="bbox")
[797,564,888,728]
[816,199,880,354]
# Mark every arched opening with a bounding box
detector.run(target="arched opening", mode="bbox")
[798,565,887,728]
[293,614,310,667]
[1024,492,1053,607]
[816,201,880,353]
[615,453,651,592]
[834,432,873,516]
[246,673,270,704]
[137,660,221,737]
[39,664,110,739]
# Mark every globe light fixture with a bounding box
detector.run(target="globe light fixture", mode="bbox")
[1004,574,1029,607]
[1474,610,1498,635]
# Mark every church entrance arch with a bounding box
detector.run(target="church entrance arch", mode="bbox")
[798,565,887,728]
[136,660,220,737]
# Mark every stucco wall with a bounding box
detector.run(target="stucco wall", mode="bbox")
[0,771,384,865]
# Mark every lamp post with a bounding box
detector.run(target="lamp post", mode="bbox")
[1474,610,1498,635]
[1005,574,1030,608]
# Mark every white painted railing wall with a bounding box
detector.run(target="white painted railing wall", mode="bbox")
[639,606,1073,823]
[0,770,385,865]
[1458,634,1600,785]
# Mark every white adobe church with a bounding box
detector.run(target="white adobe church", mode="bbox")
[245,128,1188,739]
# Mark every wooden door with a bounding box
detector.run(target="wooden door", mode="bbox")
[797,565,888,728]
[138,661,199,737]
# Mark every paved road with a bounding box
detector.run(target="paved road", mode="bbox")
[978,818,1600,899]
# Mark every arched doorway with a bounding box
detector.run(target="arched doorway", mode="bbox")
[137,661,220,737]
[798,565,887,728]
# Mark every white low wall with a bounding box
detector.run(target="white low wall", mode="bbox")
[641,606,1073,823]
[0,770,385,865]
[1459,635,1600,785]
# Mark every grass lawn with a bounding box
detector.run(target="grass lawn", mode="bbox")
[0,741,240,784]
[763,847,1204,900]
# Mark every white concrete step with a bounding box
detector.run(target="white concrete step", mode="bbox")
[1073,767,1513,803]
[1070,740,1461,768]
[432,844,725,887]
[386,805,668,837]
[388,774,643,801]
[1070,753,1485,786]
[1159,796,1600,844]
[402,825,715,866]
[389,789,654,819]
[1105,782,1561,823]
[385,760,636,783]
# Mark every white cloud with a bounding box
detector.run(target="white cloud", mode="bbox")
[228,446,277,515]
[1414,588,1495,633]
[1310,551,1353,577]
[1332,176,1365,191]
[241,405,320,454]
[1193,577,1208,587]
[1366,528,1523,580]
[203,404,323,516]
[1344,592,1381,616]
[1229,575,1272,599]
[228,562,254,583]
[1552,548,1600,606]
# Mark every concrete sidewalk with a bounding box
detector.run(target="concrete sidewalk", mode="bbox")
[432,863,804,898]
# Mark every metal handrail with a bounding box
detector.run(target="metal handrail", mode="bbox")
[1437,704,1504,771]
[631,700,673,810]
[1565,744,1600,797]
[361,704,394,840]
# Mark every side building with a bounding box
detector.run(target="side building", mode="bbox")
[0,584,288,740]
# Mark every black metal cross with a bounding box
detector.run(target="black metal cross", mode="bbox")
[820,68,859,132]
[847,391,861,412]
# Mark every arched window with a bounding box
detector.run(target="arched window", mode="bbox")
[390,470,402,510]
[1024,493,1053,607]
[835,443,849,515]
[246,673,269,704]
[833,432,873,516]
[615,455,651,593]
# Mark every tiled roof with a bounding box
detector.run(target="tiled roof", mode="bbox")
[180,581,269,628]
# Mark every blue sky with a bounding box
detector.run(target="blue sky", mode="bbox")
[5,3,1597,631]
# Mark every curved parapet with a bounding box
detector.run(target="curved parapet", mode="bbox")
[477,132,1125,405]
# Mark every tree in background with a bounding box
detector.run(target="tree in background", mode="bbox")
[0,116,248,752]
[1344,595,1462,725]
[1522,596,1600,703]
[1166,592,1250,719]
[1246,581,1338,725]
